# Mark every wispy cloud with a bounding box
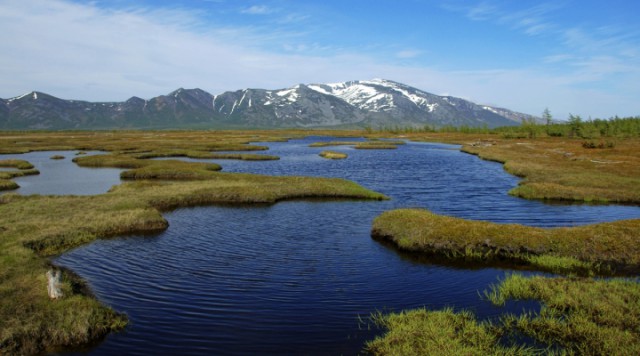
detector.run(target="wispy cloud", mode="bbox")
[395,49,423,59]
[240,5,273,15]
[497,3,558,36]
[444,1,557,37]
[441,1,498,21]
[0,0,638,119]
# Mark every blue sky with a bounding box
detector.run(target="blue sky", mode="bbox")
[1,0,639,119]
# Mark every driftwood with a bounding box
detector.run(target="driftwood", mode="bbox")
[46,269,63,299]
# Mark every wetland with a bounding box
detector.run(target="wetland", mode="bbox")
[0,130,639,355]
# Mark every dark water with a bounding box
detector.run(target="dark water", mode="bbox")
[0,151,122,195]
[49,137,639,355]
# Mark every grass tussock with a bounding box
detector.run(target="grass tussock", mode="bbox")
[485,274,640,355]
[0,159,386,354]
[0,159,34,170]
[372,208,640,275]
[319,150,348,159]
[368,274,640,355]
[0,179,19,190]
[365,307,532,356]
[0,159,40,191]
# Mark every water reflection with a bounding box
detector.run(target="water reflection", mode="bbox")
[0,151,122,195]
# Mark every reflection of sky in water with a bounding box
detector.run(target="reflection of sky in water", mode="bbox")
[0,151,123,195]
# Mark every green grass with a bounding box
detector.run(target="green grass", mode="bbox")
[73,153,224,180]
[365,307,533,356]
[0,159,40,191]
[372,208,640,276]
[131,150,279,161]
[368,274,640,355]
[0,159,34,170]
[50,155,65,160]
[485,274,640,355]
[0,179,19,190]
[0,166,386,354]
[319,150,348,159]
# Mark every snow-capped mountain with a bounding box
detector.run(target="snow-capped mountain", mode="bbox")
[0,79,535,130]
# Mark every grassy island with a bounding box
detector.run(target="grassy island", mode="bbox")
[372,208,640,276]
[367,274,640,355]
[309,139,405,150]
[369,208,640,354]
[319,150,348,159]
[0,159,40,191]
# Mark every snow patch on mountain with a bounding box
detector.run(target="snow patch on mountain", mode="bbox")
[276,88,299,103]
[7,92,33,103]
[483,106,499,114]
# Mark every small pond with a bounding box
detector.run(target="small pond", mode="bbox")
[0,151,122,195]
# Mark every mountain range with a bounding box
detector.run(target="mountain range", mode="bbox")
[0,79,536,130]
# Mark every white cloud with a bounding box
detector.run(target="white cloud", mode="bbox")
[0,0,638,120]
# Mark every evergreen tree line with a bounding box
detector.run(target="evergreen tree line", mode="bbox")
[367,114,640,139]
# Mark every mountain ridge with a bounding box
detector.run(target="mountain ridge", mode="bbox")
[1,79,537,130]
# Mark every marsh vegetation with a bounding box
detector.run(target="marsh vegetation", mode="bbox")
[0,158,39,190]
[366,124,640,354]
[366,274,640,355]
[0,129,639,354]
[319,150,348,159]
[0,130,389,354]
[372,208,640,276]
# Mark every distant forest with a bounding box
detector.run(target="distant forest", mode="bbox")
[372,115,640,139]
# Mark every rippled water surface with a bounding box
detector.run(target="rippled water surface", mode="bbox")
[51,137,639,355]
